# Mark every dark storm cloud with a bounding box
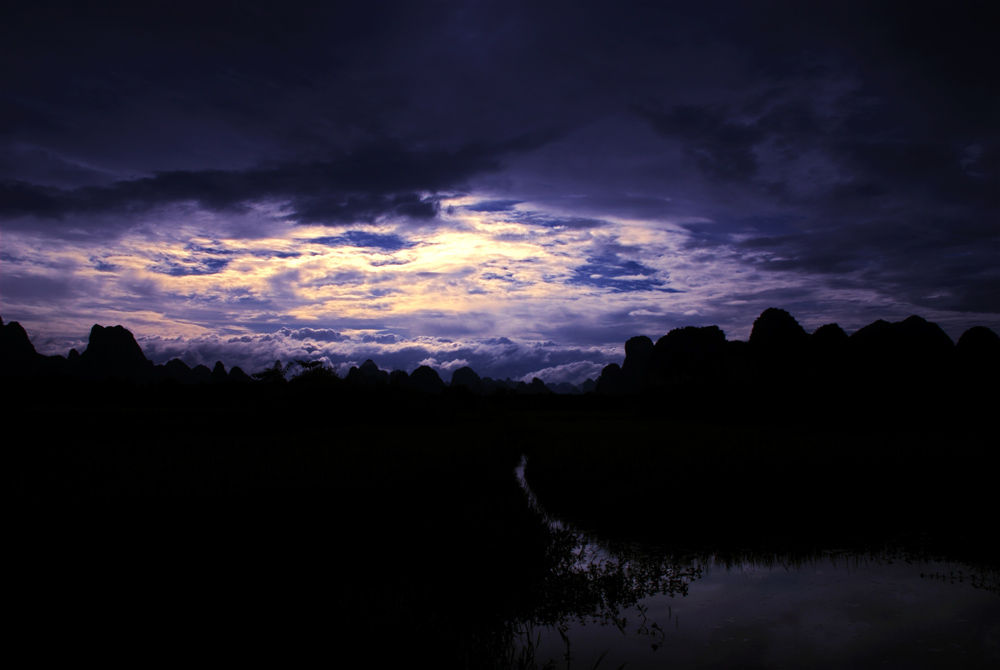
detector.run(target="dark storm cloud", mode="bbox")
[632,102,766,183]
[3,0,998,353]
[1,137,556,227]
[1,2,434,171]
[624,2,1000,315]
[290,193,439,226]
[2,1,569,230]
[742,216,1000,314]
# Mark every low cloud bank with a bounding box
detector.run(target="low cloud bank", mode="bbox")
[24,327,621,387]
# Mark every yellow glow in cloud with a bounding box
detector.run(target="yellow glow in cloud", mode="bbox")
[4,198,871,348]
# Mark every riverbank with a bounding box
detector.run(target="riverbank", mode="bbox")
[520,410,997,569]
[10,396,997,667]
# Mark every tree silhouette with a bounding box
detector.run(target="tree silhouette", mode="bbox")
[252,359,292,383]
[288,359,338,386]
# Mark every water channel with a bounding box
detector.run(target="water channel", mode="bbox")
[513,458,1000,668]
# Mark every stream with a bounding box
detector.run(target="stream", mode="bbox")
[513,457,1000,668]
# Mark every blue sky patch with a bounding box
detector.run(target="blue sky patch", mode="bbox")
[312,231,414,252]
[466,199,522,212]
[185,242,235,256]
[153,257,232,276]
[568,254,668,292]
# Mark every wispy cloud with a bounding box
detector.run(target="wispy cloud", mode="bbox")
[3,1,996,378]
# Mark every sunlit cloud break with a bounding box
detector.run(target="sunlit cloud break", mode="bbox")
[2,1,997,380]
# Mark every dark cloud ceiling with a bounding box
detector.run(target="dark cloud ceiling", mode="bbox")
[2,0,998,350]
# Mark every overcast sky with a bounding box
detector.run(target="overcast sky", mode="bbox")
[2,0,997,383]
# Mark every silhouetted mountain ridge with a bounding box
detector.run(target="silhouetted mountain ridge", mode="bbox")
[2,311,997,423]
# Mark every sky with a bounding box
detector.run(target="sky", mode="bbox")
[2,0,998,384]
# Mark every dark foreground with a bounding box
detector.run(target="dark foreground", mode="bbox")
[10,387,997,667]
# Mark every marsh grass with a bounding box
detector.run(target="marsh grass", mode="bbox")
[9,392,997,666]
[13,400,670,666]
[519,410,996,566]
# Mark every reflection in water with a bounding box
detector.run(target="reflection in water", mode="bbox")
[510,457,1000,669]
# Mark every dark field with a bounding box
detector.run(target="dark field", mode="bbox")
[10,387,997,667]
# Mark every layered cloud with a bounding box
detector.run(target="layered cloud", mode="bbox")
[0,137,560,231]
[2,1,997,379]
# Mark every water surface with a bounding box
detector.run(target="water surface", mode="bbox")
[524,554,998,668]
[514,459,1000,668]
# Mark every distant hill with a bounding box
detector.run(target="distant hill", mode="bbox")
[3,310,997,425]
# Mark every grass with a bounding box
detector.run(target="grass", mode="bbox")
[518,410,997,566]
[8,392,997,666]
